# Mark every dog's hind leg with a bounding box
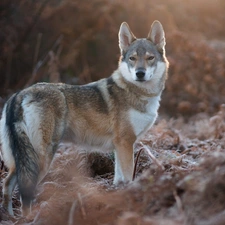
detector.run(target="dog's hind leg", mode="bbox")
[16,128,63,216]
[1,94,42,216]
[16,124,64,216]
[17,99,67,216]
[2,168,17,216]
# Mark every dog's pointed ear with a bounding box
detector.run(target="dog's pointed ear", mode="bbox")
[147,20,165,51]
[118,22,136,53]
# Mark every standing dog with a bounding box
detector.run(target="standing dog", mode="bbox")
[0,20,168,216]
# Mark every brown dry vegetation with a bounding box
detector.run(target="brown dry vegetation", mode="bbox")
[1,0,225,224]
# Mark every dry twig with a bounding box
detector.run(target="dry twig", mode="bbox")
[133,142,165,181]
[68,200,77,225]
[77,193,86,219]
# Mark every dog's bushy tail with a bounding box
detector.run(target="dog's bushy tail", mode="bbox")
[6,93,39,212]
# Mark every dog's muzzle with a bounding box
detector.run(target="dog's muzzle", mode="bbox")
[136,69,146,81]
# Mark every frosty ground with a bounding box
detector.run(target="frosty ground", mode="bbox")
[1,107,225,225]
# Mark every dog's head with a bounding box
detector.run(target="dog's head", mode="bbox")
[118,21,168,84]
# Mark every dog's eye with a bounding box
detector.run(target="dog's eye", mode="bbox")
[147,56,155,60]
[129,56,136,61]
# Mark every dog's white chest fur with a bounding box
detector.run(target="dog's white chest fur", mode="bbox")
[128,95,160,137]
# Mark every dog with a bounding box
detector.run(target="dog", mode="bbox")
[0,20,168,216]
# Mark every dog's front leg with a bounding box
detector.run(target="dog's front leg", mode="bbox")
[113,137,135,184]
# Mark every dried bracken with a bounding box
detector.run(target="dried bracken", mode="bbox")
[0,107,225,224]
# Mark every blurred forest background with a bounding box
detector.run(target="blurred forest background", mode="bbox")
[1,0,225,118]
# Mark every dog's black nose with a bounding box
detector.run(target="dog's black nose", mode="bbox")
[136,70,145,79]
